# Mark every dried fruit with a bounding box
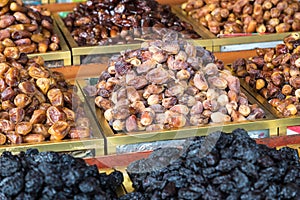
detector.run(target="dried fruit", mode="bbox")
[0,0,60,54]
[86,32,264,133]
[125,128,300,199]
[0,54,90,145]
[232,33,300,116]
[182,0,300,35]
[0,149,123,199]
[64,0,200,46]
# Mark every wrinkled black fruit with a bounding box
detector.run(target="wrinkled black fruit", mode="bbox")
[122,128,300,199]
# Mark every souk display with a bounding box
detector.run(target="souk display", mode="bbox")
[0,0,60,53]
[231,33,300,116]
[122,128,300,199]
[182,0,300,35]
[63,0,200,46]
[83,31,265,133]
[0,149,123,199]
[0,54,91,145]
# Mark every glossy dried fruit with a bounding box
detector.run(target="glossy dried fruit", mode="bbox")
[64,0,200,46]
[8,107,25,123]
[182,0,300,35]
[18,81,36,95]
[232,34,300,116]
[15,122,32,135]
[48,121,70,140]
[0,53,90,145]
[36,78,50,94]
[13,94,32,108]
[47,88,64,107]
[46,106,66,125]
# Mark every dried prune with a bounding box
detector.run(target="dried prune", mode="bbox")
[0,172,24,197]
[25,169,44,194]
[0,151,21,177]
[78,177,99,193]
[123,128,300,199]
[0,149,124,199]
[118,192,146,200]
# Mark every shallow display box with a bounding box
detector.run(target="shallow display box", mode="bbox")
[171,5,297,52]
[28,19,72,67]
[0,82,105,157]
[240,79,300,137]
[53,13,213,66]
[214,49,300,137]
[77,73,276,155]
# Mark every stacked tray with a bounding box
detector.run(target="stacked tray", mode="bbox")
[0,79,104,157]
[0,86,105,157]
[224,32,300,136]
[171,3,299,52]
[73,32,284,154]
[0,0,71,67]
[53,0,213,65]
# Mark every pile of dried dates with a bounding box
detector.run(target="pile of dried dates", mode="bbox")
[232,33,300,116]
[120,128,300,199]
[0,149,123,199]
[182,0,300,35]
[85,32,265,133]
[63,0,200,46]
[0,54,90,145]
[0,0,60,54]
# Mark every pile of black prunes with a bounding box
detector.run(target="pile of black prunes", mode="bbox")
[0,149,123,200]
[121,128,300,199]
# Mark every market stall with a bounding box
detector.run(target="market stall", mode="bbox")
[0,0,300,199]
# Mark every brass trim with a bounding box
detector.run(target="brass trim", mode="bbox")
[53,12,213,65]
[0,82,104,156]
[78,78,279,154]
[171,5,299,52]
[240,79,300,136]
[213,33,294,46]
[171,5,215,39]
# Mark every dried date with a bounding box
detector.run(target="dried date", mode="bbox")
[0,53,90,145]
[232,33,300,116]
[0,0,60,54]
[87,32,265,133]
[64,0,200,46]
